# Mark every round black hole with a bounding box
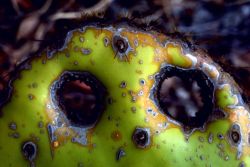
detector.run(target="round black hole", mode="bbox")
[22,141,37,161]
[132,127,150,148]
[155,66,214,128]
[231,131,240,143]
[52,71,106,127]
[229,124,241,145]
[112,35,128,54]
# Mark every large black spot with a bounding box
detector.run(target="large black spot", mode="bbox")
[154,66,214,128]
[22,141,37,161]
[112,35,129,54]
[51,71,106,127]
[132,127,150,148]
[229,124,241,146]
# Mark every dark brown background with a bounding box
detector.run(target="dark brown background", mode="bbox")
[0,0,250,105]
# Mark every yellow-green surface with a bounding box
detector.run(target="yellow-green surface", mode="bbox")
[215,84,238,109]
[0,27,249,167]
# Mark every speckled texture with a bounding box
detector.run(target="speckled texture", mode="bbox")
[0,26,249,167]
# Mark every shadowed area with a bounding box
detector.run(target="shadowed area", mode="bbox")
[53,71,106,127]
[156,66,214,128]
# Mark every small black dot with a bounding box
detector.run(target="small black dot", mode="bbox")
[120,81,127,88]
[232,132,240,143]
[116,148,126,161]
[139,79,146,86]
[217,133,224,140]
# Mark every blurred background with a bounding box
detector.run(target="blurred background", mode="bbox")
[0,0,250,104]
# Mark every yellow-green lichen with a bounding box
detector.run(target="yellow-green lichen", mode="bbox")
[0,26,249,167]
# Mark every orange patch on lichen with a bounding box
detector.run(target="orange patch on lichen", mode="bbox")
[138,76,168,132]
[227,107,250,156]
[52,141,59,148]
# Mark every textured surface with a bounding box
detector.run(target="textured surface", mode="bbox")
[0,26,249,167]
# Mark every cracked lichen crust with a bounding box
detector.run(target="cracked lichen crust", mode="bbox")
[0,26,249,167]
